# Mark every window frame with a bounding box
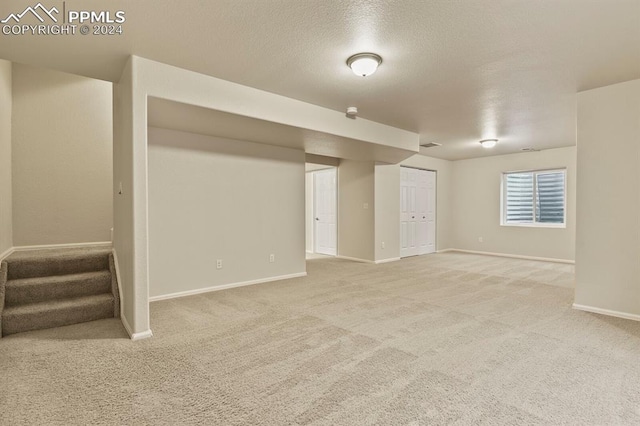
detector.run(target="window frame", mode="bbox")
[500,168,567,228]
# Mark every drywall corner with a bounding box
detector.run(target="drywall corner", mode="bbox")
[0,60,11,255]
[575,79,640,316]
[113,57,142,333]
[374,162,401,261]
[338,159,375,261]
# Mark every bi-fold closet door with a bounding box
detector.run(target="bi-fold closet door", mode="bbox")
[400,167,436,258]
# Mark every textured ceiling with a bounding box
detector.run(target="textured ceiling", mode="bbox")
[1,0,639,160]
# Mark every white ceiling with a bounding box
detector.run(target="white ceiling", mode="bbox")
[1,0,639,160]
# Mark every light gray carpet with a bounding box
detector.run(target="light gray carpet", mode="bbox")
[1,252,639,425]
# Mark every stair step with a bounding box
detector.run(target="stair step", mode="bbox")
[6,248,111,280]
[5,271,112,307]
[2,294,115,336]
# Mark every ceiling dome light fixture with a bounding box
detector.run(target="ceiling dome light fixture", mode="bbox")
[479,139,498,149]
[347,53,382,77]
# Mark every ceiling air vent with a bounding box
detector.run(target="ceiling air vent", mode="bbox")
[420,142,442,148]
[521,147,540,152]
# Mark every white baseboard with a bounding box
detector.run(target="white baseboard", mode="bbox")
[437,248,455,253]
[12,241,112,252]
[374,257,401,264]
[131,329,154,340]
[121,314,154,341]
[149,272,308,302]
[572,303,640,322]
[446,249,575,264]
[0,247,14,261]
[336,255,375,264]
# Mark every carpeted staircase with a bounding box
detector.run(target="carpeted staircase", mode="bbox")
[0,247,120,336]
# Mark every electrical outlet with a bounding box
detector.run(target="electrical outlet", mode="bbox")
[363,203,369,209]
[216,259,223,269]
[478,237,483,243]
[381,241,385,249]
[269,254,275,263]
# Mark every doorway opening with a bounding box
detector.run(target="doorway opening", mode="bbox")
[400,166,436,258]
[306,164,337,259]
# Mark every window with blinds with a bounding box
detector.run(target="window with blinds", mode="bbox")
[502,169,566,226]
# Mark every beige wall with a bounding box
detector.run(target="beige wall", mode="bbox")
[575,79,640,317]
[451,147,576,261]
[374,154,453,262]
[12,63,113,246]
[374,163,401,261]
[0,60,11,255]
[338,160,375,261]
[148,127,306,298]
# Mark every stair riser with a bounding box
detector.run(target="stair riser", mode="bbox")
[7,255,109,280]
[5,275,112,307]
[2,299,114,336]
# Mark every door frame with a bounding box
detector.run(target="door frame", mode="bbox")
[309,167,338,256]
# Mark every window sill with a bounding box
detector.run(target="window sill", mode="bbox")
[500,223,566,229]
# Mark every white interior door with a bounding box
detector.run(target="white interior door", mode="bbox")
[314,168,337,255]
[419,170,436,255]
[400,167,419,257]
[417,170,429,255]
[401,167,436,258]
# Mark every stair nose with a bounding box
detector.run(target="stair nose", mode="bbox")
[5,271,112,307]
[2,294,115,336]
[6,249,111,280]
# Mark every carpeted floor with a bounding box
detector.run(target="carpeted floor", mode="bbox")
[1,252,639,425]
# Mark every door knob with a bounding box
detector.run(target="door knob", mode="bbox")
[315,218,320,221]
[423,216,426,219]
[412,216,415,219]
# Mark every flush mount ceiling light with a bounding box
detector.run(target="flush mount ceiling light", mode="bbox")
[347,53,382,77]
[479,139,498,149]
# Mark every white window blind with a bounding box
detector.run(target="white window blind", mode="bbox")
[502,169,566,226]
